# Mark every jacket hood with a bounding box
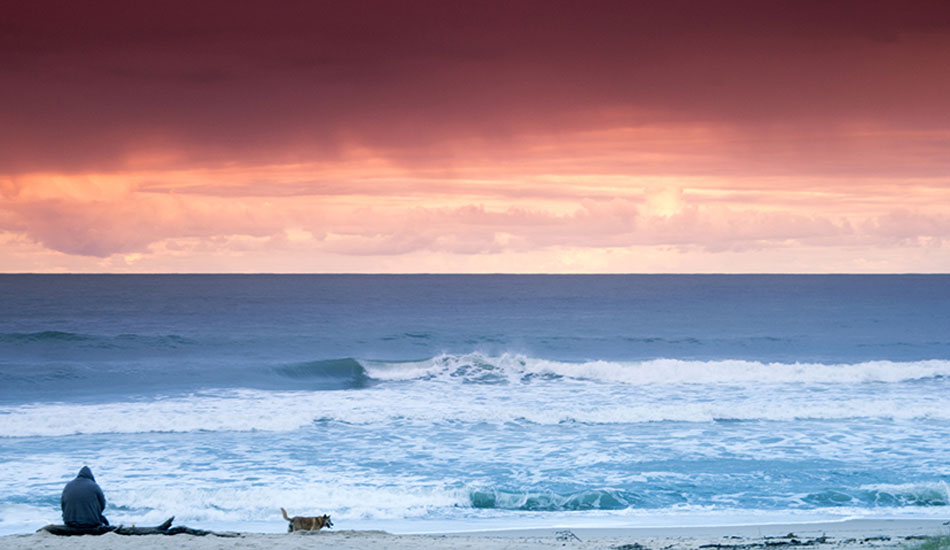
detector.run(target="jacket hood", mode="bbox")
[77,466,95,481]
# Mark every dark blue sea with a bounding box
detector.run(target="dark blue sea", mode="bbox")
[1,275,949,534]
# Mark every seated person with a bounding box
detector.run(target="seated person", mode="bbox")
[61,466,109,528]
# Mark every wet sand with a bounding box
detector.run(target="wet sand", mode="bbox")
[2,519,948,550]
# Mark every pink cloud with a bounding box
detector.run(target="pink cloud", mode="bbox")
[864,210,950,244]
[6,194,283,257]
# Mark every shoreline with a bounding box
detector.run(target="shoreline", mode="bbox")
[2,518,948,550]
[439,518,950,538]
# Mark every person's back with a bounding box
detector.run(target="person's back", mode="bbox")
[61,466,108,528]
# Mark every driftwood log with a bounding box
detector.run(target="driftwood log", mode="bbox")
[38,516,239,537]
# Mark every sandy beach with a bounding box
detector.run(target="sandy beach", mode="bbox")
[2,519,947,550]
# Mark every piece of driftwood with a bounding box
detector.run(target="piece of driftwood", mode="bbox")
[38,516,239,537]
[39,524,115,536]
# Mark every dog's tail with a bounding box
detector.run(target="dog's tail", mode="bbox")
[281,508,291,521]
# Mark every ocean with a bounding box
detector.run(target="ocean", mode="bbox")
[1,274,948,535]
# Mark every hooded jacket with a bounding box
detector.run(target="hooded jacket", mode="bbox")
[61,466,108,527]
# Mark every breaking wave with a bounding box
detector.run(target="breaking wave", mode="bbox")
[365,353,950,385]
[4,350,949,403]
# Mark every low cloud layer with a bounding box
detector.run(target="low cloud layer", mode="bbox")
[3,168,949,270]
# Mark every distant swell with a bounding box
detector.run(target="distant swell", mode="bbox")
[0,331,94,343]
[0,356,372,400]
[0,330,196,349]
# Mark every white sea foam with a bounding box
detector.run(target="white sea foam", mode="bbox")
[0,483,470,536]
[1,379,949,437]
[107,482,469,524]
[365,354,950,385]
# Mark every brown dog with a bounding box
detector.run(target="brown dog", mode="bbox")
[281,508,333,532]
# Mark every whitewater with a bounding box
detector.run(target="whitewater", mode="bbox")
[1,275,948,535]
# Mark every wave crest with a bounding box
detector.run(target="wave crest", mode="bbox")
[365,353,950,386]
[470,487,631,511]
[273,358,370,389]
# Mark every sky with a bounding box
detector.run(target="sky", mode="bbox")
[2,0,950,273]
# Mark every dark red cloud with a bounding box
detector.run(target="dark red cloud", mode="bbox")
[2,0,950,173]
